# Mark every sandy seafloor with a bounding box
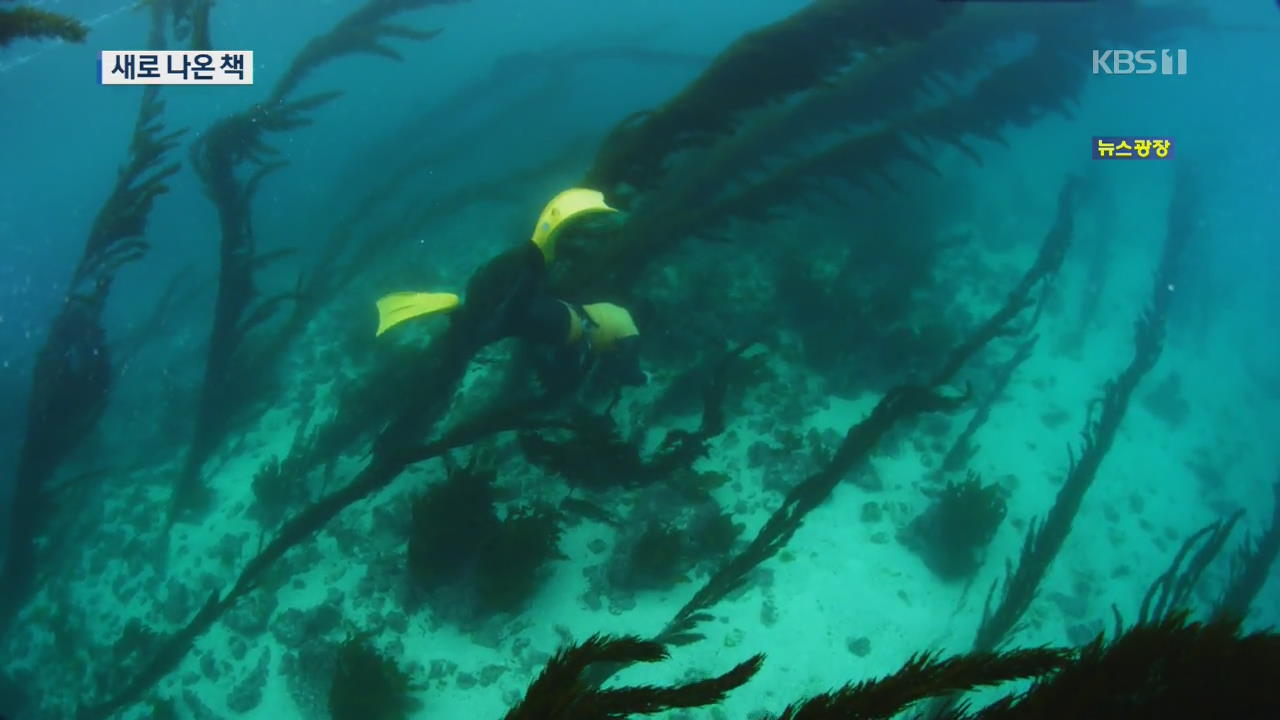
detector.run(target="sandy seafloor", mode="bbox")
[4,159,1279,720]
[7,238,1269,712]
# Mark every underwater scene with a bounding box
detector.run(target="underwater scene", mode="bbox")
[2,0,1279,718]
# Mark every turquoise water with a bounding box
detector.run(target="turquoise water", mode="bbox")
[2,1,1278,718]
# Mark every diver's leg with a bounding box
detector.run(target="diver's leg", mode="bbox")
[454,242,547,346]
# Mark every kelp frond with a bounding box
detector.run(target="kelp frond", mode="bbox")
[679,32,1085,254]
[91,389,536,716]
[503,635,762,720]
[771,613,1280,719]
[970,612,1280,719]
[564,28,1085,298]
[269,0,458,103]
[0,4,181,630]
[653,178,1076,653]
[172,0,460,518]
[772,646,1067,719]
[1215,476,1280,621]
[975,167,1194,653]
[660,383,968,650]
[644,4,1036,231]
[1139,513,1242,625]
[0,4,88,47]
[586,0,960,194]
[77,87,186,301]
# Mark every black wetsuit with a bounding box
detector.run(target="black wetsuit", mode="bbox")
[452,242,644,395]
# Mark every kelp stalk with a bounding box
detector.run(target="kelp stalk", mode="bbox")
[172,0,460,520]
[0,2,182,630]
[563,27,1084,300]
[79,340,513,718]
[657,177,1078,650]
[1138,513,1242,625]
[940,331,1039,475]
[973,167,1193,653]
[1214,475,1280,622]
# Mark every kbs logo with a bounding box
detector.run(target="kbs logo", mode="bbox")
[1092,49,1187,75]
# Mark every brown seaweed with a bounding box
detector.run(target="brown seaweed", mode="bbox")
[1214,475,1280,622]
[1139,513,1243,625]
[967,613,1280,719]
[771,613,1280,719]
[170,0,455,520]
[974,167,1194,654]
[0,3,87,47]
[653,176,1077,653]
[0,1,182,631]
[585,0,960,194]
[503,634,762,720]
[771,646,1067,719]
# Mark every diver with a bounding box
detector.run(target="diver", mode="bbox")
[375,188,647,400]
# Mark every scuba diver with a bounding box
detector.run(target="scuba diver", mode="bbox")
[375,188,647,400]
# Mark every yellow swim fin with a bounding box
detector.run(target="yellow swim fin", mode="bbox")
[375,292,460,337]
[529,188,618,264]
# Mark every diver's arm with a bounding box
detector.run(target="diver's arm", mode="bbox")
[611,335,647,386]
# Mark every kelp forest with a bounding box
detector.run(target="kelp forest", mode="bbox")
[2,1,1279,719]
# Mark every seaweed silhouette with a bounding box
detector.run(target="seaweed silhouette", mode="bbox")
[0,2,87,47]
[585,0,959,193]
[965,613,1280,719]
[764,613,1279,719]
[974,167,1193,654]
[771,646,1066,719]
[503,635,762,719]
[903,472,1008,580]
[652,177,1077,653]
[60,5,1237,719]
[171,0,461,521]
[1138,513,1242,625]
[507,616,1280,719]
[1214,475,1280,621]
[0,0,183,631]
[328,632,421,720]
